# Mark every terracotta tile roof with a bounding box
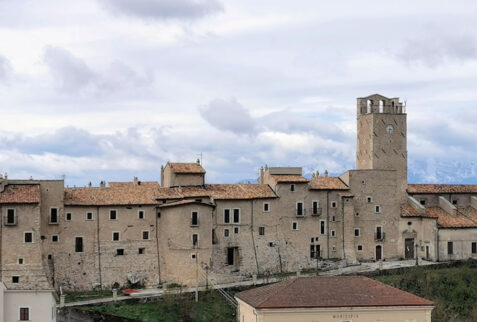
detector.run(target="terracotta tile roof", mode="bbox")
[235,276,433,309]
[271,175,308,183]
[308,177,349,190]
[0,184,40,204]
[159,199,215,208]
[169,163,206,174]
[408,184,477,194]
[401,204,477,228]
[109,181,159,188]
[179,184,277,200]
[65,186,181,206]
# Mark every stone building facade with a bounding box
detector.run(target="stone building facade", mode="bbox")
[1,94,477,292]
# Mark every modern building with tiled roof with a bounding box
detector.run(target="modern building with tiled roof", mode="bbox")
[1,94,477,294]
[235,276,434,322]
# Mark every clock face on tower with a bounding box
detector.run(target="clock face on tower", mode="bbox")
[386,124,394,134]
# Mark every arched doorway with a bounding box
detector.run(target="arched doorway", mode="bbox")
[376,245,383,261]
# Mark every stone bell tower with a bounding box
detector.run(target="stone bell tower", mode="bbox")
[356,94,408,194]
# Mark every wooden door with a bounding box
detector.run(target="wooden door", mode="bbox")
[405,238,414,259]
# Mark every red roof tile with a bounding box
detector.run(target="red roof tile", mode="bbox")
[401,204,477,228]
[0,184,40,204]
[169,163,206,174]
[236,276,433,309]
[408,184,477,194]
[309,177,349,190]
[271,175,309,183]
[179,184,277,200]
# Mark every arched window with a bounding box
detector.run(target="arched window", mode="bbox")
[366,100,372,114]
[379,100,384,113]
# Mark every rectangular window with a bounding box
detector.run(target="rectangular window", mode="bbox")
[224,209,230,224]
[310,245,315,259]
[259,226,265,236]
[142,231,149,240]
[75,237,83,252]
[331,230,336,237]
[18,258,24,264]
[263,202,270,212]
[224,229,229,237]
[191,211,199,226]
[112,232,120,241]
[234,227,239,234]
[320,220,326,235]
[312,201,319,215]
[12,276,19,283]
[52,235,59,242]
[191,253,196,260]
[331,201,337,208]
[50,208,58,224]
[109,210,117,220]
[24,232,33,243]
[357,245,363,251]
[292,221,298,231]
[116,249,124,256]
[6,208,15,224]
[354,228,360,237]
[192,234,199,247]
[448,242,453,255]
[420,199,427,206]
[138,248,145,254]
[296,202,304,216]
[19,307,29,321]
[233,209,240,223]
[473,242,477,254]
[86,212,93,220]
[375,205,381,213]
[332,216,335,222]
[290,184,295,192]
[66,212,72,221]
[367,196,373,203]
[138,210,145,219]
[452,199,458,205]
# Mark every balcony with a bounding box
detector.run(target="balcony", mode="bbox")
[375,232,386,241]
[3,215,17,226]
[311,208,322,216]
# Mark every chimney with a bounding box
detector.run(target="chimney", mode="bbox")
[324,170,328,177]
[316,171,319,177]
[196,158,201,165]
[88,182,92,188]
[134,177,138,185]
[100,181,106,188]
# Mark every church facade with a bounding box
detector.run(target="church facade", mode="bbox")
[1,94,476,292]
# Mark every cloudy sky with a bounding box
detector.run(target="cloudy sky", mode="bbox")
[1,0,477,186]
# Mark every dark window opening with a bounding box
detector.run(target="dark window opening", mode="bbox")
[263,203,269,212]
[224,229,229,237]
[7,208,15,224]
[331,201,337,208]
[320,221,325,234]
[312,201,318,214]
[452,199,458,205]
[86,212,93,220]
[75,237,83,252]
[472,242,477,254]
[52,235,59,242]
[290,184,295,192]
[233,209,240,223]
[420,199,426,206]
[24,232,33,243]
[212,229,217,244]
[357,245,363,251]
[259,227,265,236]
[20,307,29,321]
[234,227,239,234]
[113,232,120,241]
[224,209,230,224]
[50,208,58,223]
[116,249,124,256]
[18,258,24,264]
[354,229,360,237]
[191,211,199,226]
[66,213,72,221]
[142,231,149,240]
[227,247,239,266]
[138,248,145,255]
[448,242,453,255]
[110,210,117,220]
[296,202,304,216]
[192,234,199,247]
[292,222,298,230]
[138,210,144,219]
[12,276,19,283]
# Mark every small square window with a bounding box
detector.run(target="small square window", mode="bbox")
[331,201,337,208]
[191,253,196,259]
[367,196,373,203]
[116,249,124,256]
[234,227,239,234]
[224,229,230,237]
[290,184,295,192]
[12,276,19,283]
[142,231,149,240]
[452,199,458,205]
[112,232,120,241]
[263,202,270,212]
[292,222,298,231]
[259,226,265,236]
[354,228,360,237]
[66,212,72,221]
[110,210,117,220]
[357,245,363,251]
[24,232,33,243]
[18,258,24,264]
[138,248,145,255]
[138,210,145,219]
[48,254,52,260]
[420,199,426,206]
[52,235,59,242]
[86,212,93,220]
